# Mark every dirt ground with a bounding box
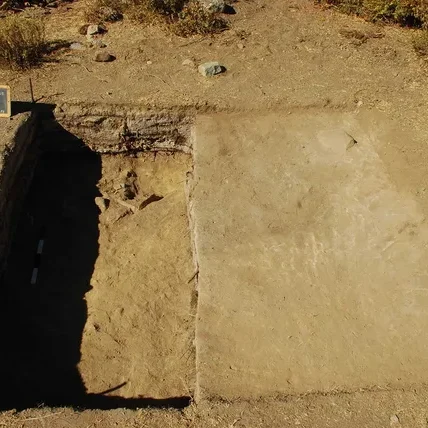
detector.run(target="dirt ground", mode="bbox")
[3,0,428,426]
[1,0,428,123]
[4,389,428,427]
[192,111,428,400]
[80,153,195,400]
[0,151,195,409]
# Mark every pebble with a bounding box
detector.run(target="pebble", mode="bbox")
[198,61,226,77]
[237,42,244,49]
[94,52,116,62]
[182,58,195,67]
[95,197,109,212]
[90,39,107,49]
[70,42,85,50]
[390,415,400,426]
[87,24,106,36]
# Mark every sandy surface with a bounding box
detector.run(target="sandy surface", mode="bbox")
[4,388,428,427]
[80,153,195,399]
[0,151,195,408]
[1,0,427,127]
[191,111,428,399]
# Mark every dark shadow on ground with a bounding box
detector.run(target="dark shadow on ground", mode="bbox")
[0,105,191,411]
[11,101,34,117]
[0,148,101,410]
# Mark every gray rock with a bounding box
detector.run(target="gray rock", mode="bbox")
[94,52,115,62]
[87,24,106,36]
[70,42,85,50]
[89,39,107,49]
[199,0,225,13]
[198,61,226,77]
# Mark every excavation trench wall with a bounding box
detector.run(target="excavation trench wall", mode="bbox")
[0,112,39,281]
[0,104,195,283]
[0,104,197,409]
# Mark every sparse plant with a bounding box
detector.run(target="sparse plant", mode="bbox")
[413,30,428,56]
[317,0,428,28]
[173,0,228,36]
[125,0,186,25]
[126,0,228,35]
[84,0,125,23]
[126,0,160,24]
[0,15,46,69]
[150,0,187,15]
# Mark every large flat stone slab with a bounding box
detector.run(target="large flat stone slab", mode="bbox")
[191,112,428,400]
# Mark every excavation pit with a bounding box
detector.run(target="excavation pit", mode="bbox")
[0,145,196,410]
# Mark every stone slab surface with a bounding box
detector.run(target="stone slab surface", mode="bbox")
[191,112,428,399]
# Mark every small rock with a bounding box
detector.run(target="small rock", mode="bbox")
[199,0,225,13]
[89,39,107,49]
[198,61,226,77]
[182,58,195,67]
[78,24,90,35]
[390,415,400,426]
[346,135,357,150]
[95,197,109,212]
[94,52,116,62]
[146,60,152,65]
[87,24,107,36]
[237,42,244,49]
[70,42,85,50]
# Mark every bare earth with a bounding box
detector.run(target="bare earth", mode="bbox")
[3,0,428,426]
[192,111,428,400]
[80,153,195,399]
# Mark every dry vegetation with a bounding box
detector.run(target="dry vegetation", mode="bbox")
[0,0,227,71]
[412,30,428,55]
[86,0,229,36]
[317,0,428,27]
[0,15,46,69]
[317,0,428,56]
[174,1,229,36]
[84,0,125,23]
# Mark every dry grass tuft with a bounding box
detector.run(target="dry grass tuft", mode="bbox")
[317,0,428,28]
[174,0,229,36]
[0,15,46,69]
[84,0,125,23]
[413,30,428,56]
[118,0,228,36]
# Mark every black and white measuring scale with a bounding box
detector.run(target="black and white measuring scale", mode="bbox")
[0,85,11,118]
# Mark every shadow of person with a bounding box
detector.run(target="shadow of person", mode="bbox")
[0,140,101,409]
[0,104,192,411]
